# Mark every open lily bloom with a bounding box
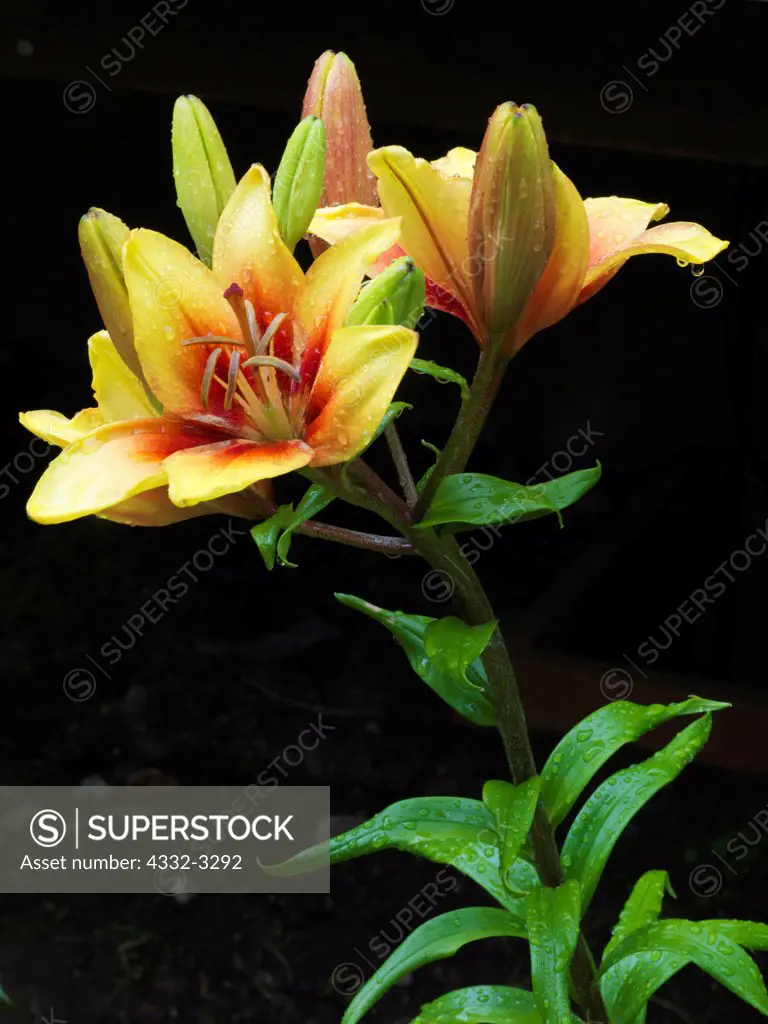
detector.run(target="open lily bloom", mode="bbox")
[309,145,728,354]
[20,166,416,525]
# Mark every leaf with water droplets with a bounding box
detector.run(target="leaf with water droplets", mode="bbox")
[250,483,334,569]
[336,594,496,726]
[600,950,687,1024]
[409,358,470,400]
[604,870,674,962]
[561,714,714,911]
[262,794,532,918]
[525,881,581,1024]
[415,465,601,531]
[482,778,541,893]
[409,984,548,1023]
[541,696,729,829]
[600,919,768,1019]
[341,908,527,1024]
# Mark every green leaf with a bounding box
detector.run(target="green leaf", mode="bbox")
[417,441,441,494]
[604,871,674,961]
[373,401,412,442]
[262,795,533,918]
[416,466,601,530]
[410,985,541,1023]
[275,483,334,567]
[482,778,541,892]
[335,595,496,726]
[600,919,768,1019]
[600,951,687,1024]
[541,696,730,829]
[561,715,715,911]
[600,871,675,1024]
[341,908,527,1024]
[526,881,581,1024]
[424,617,496,686]
[251,505,295,570]
[706,920,768,949]
[409,359,470,400]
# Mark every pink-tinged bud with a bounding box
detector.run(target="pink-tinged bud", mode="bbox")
[468,103,556,342]
[302,50,377,208]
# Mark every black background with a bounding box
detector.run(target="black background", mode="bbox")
[3,1,768,1021]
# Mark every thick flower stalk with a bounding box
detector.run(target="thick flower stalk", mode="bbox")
[310,108,728,352]
[20,167,416,524]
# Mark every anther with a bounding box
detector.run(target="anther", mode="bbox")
[256,312,287,355]
[223,349,241,411]
[241,354,301,382]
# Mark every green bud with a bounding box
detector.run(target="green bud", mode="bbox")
[273,116,326,252]
[346,257,426,329]
[78,208,144,382]
[172,95,236,266]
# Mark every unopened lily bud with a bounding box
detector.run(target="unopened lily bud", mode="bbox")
[346,257,425,329]
[273,116,326,252]
[468,102,555,341]
[302,50,377,207]
[78,208,143,381]
[172,95,236,266]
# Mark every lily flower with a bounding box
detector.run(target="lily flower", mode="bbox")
[20,166,416,525]
[309,130,728,355]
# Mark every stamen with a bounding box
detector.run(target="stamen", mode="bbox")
[241,353,301,382]
[245,299,260,347]
[224,349,241,411]
[182,335,248,347]
[256,312,287,355]
[201,347,222,411]
[223,283,259,356]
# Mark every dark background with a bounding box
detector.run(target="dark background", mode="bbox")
[3,0,768,1020]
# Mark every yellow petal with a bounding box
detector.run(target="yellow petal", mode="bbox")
[165,438,314,507]
[213,164,304,328]
[124,229,242,421]
[368,146,476,326]
[26,419,212,525]
[99,488,218,526]
[19,408,103,447]
[431,147,477,180]
[511,166,590,351]
[580,196,728,301]
[308,203,385,245]
[88,330,156,422]
[295,217,402,353]
[304,324,418,466]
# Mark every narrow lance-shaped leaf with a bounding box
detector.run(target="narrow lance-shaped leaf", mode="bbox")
[409,359,470,400]
[482,778,541,893]
[526,881,582,1024]
[341,908,527,1024]
[561,714,715,910]
[600,871,676,1024]
[409,985,544,1024]
[250,484,334,570]
[541,696,729,829]
[600,919,768,1019]
[336,595,497,726]
[262,795,535,919]
[416,465,601,531]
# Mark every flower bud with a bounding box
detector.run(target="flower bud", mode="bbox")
[468,103,555,341]
[172,95,236,266]
[346,257,425,329]
[302,50,377,207]
[78,208,143,381]
[273,116,326,252]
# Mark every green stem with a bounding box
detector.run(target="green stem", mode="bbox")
[385,424,418,506]
[412,344,506,518]
[405,528,608,1022]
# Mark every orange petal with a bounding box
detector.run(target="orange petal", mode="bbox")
[99,488,219,526]
[304,324,417,466]
[26,419,212,525]
[123,229,243,424]
[579,197,728,302]
[165,438,314,507]
[294,216,401,367]
[511,166,590,352]
[367,146,477,332]
[213,164,304,331]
